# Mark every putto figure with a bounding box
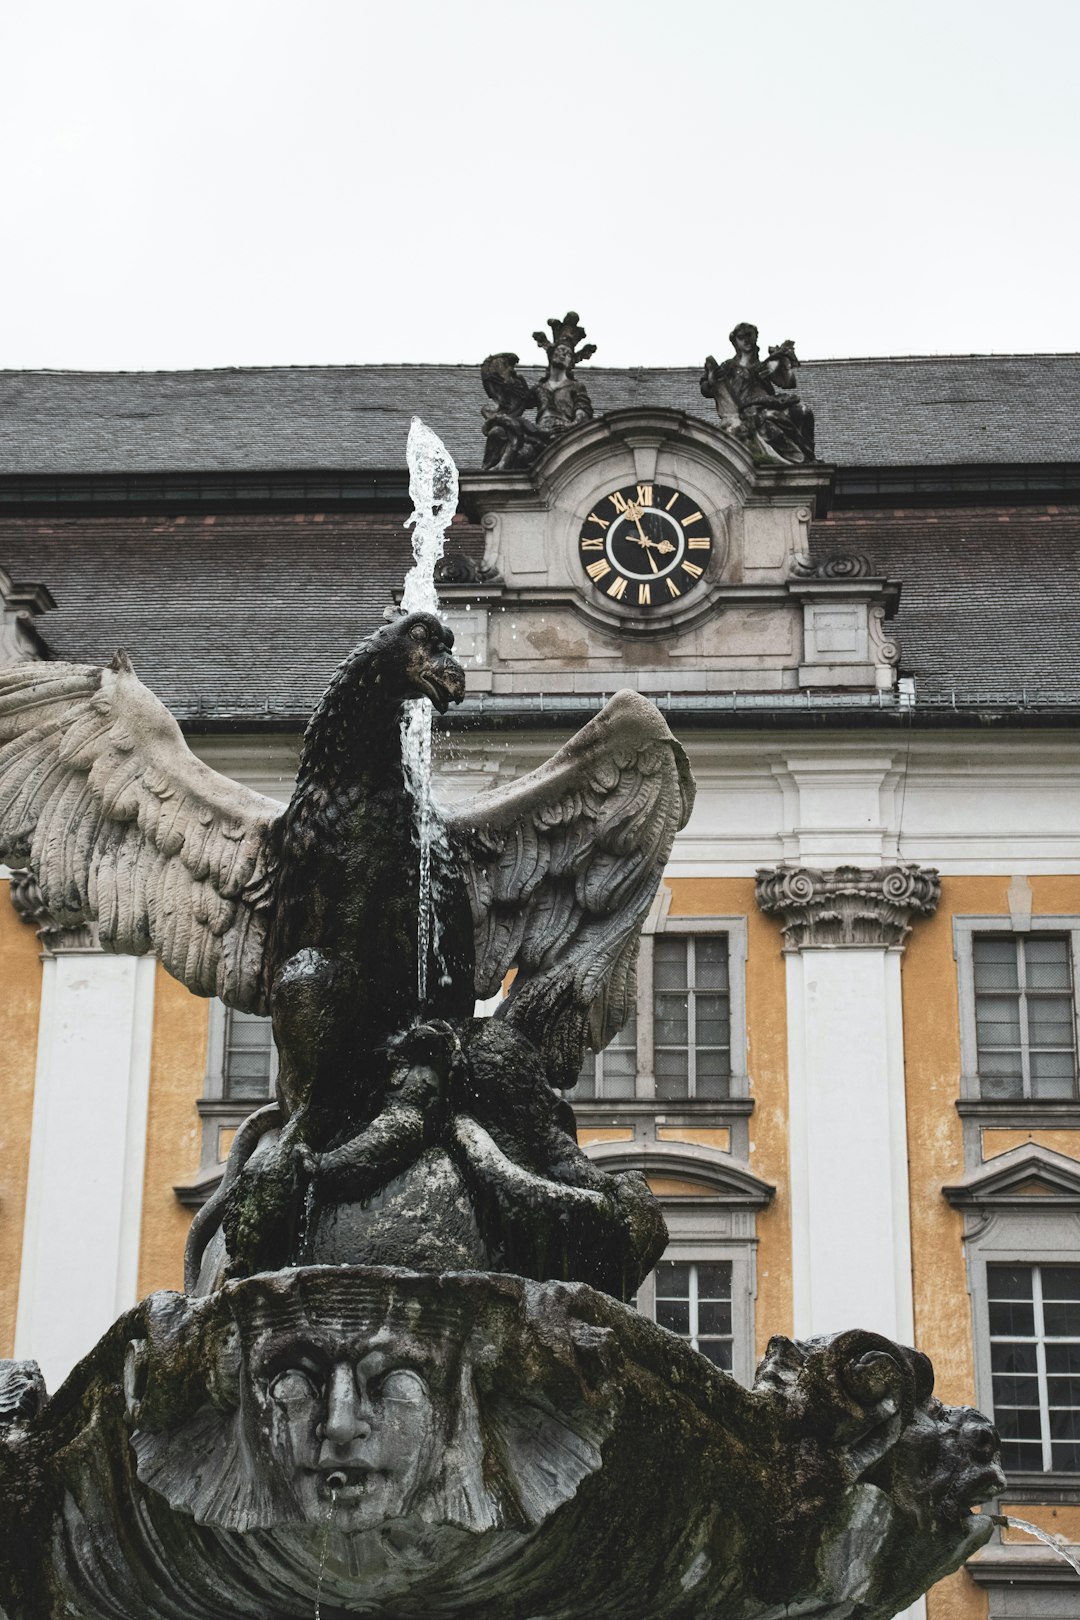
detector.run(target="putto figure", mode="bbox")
[480,310,596,470]
[700,322,816,465]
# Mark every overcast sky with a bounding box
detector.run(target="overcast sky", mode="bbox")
[2,0,1078,371]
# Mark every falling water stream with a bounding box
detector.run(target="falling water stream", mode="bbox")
[314,1488,339,1619]
[991,1514,1080,1577]
[400,417,459,1009]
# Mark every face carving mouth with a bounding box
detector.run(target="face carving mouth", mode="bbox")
[319,1464,380,1499]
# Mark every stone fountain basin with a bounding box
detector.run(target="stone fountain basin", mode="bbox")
[0,1267,992,1620]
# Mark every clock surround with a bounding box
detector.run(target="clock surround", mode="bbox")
[577,481,714,610]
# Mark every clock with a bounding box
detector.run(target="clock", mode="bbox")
[577,483,713,608]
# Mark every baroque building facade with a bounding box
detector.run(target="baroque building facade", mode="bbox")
[2,343,1080,1617]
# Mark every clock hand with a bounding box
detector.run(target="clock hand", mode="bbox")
[647,548,659,575]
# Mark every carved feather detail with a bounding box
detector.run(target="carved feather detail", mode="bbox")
[0,659,281,1011]
[448,690,694,1087]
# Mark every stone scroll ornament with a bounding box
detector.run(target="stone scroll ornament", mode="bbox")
[480,310,596,470]
[700,321,817,465]
[0,427,1002,1619]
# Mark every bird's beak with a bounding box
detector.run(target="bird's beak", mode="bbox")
[416,651,466,714]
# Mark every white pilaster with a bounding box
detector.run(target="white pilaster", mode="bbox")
[785,945,914,1340]
[15,944,157,1393]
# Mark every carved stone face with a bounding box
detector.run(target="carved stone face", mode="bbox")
[257,1341,439,1531]
[550,342,573,370]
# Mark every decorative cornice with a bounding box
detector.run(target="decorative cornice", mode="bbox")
[755,862,941,950]
[0,567,55,664]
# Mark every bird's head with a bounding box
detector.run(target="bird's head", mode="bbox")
[376,611,466,715]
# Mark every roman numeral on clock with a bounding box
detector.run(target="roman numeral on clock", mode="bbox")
[636,484,653,506]
[682,561,703,578]
[607,575,628,600]
[581,538,604,550]
[586,559,612,581]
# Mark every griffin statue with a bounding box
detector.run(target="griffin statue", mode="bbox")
[0,614,691,1297]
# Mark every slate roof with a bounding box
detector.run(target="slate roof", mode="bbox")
[812,508,1080,703]
[1,354,1079,476]
[2,505,1077,720]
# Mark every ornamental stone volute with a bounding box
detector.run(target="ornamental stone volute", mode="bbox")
[755,862,941,950]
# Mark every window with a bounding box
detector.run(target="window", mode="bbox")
[574,917,745,1104]
[653,1259,733,1369]
[654,936,730,1099]
[988,1263,1080,1473]
[222,1008,276,1102]
[575,1011,636,1099]
[973,935,1077,1100]
[954,918,1080,1107]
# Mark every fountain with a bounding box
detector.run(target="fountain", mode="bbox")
[0,425,1006,1619]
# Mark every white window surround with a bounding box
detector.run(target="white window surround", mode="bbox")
[587,1139,772,1389]
[944,1143,1080,1497]
[954,916,1080,1104]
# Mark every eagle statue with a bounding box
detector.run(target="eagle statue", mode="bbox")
[0,613,694,1298]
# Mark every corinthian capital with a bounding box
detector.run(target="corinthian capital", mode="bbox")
[755,863,941,951]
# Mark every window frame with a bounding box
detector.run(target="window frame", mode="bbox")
[954,916,1080,1105]
[986,1259,1080,1475]
[963,1201,1080,1495]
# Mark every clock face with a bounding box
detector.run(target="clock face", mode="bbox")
[577,483,713,608]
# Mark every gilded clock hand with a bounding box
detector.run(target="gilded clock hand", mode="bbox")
[646,547,659,575]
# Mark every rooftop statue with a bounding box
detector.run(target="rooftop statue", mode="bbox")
[480,310,595,470]
[0,422,1003,1620]
[700,321,817,465]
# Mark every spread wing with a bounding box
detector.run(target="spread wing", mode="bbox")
[446,690,695,1088]
[0,656,282,1011]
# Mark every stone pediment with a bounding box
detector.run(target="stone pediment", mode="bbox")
[942,1142,1080,1210]
[453,407,900,695]
[586,1138,774,1207]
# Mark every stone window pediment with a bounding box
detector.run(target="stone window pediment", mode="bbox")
[944,1143,1080,1211]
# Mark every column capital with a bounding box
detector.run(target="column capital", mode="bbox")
[8,870,99,953]
[755,862,940,951]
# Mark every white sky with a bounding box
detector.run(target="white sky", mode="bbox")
[2,0,1078,370]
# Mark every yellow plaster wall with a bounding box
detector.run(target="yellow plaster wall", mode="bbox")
[983,1129,1080,1160]
[903,875,1080,1620]
[0,884,42,1356]
[135,966,208,1299]
[577,1127,634,1146]
[666,878,792,1360]
[657,1126,731,1152]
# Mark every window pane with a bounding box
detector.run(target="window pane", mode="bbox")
[991,1340,1037,1375]
[223,1009,274,1101]
[655,1049,689,1099]
[989,1299,1035,1336]
[695,993,730,1047]
[656,1300,690,1335]
[654,939,688,990]
[695,1262,732,1300]
[699,1339,733,1370]
[694,938,729,990]
[1025,936,1071,989]
[656,1261,690,1297]
[1047,1343,1080,1375]
[1052,1440,1080,1471]
[973,937,1020,989]
[1001,1440,1044,1471]
[1027,997,1075,1046]
[1044,1301,1080,1338]
[655,994,688,1045]
[573,1056,597,1098]
[988,1266,1035,1300]
[1041,1269,1080,1303]
[975,996,1022,1047]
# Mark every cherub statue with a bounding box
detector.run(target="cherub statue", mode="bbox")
[701,321,816,465]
